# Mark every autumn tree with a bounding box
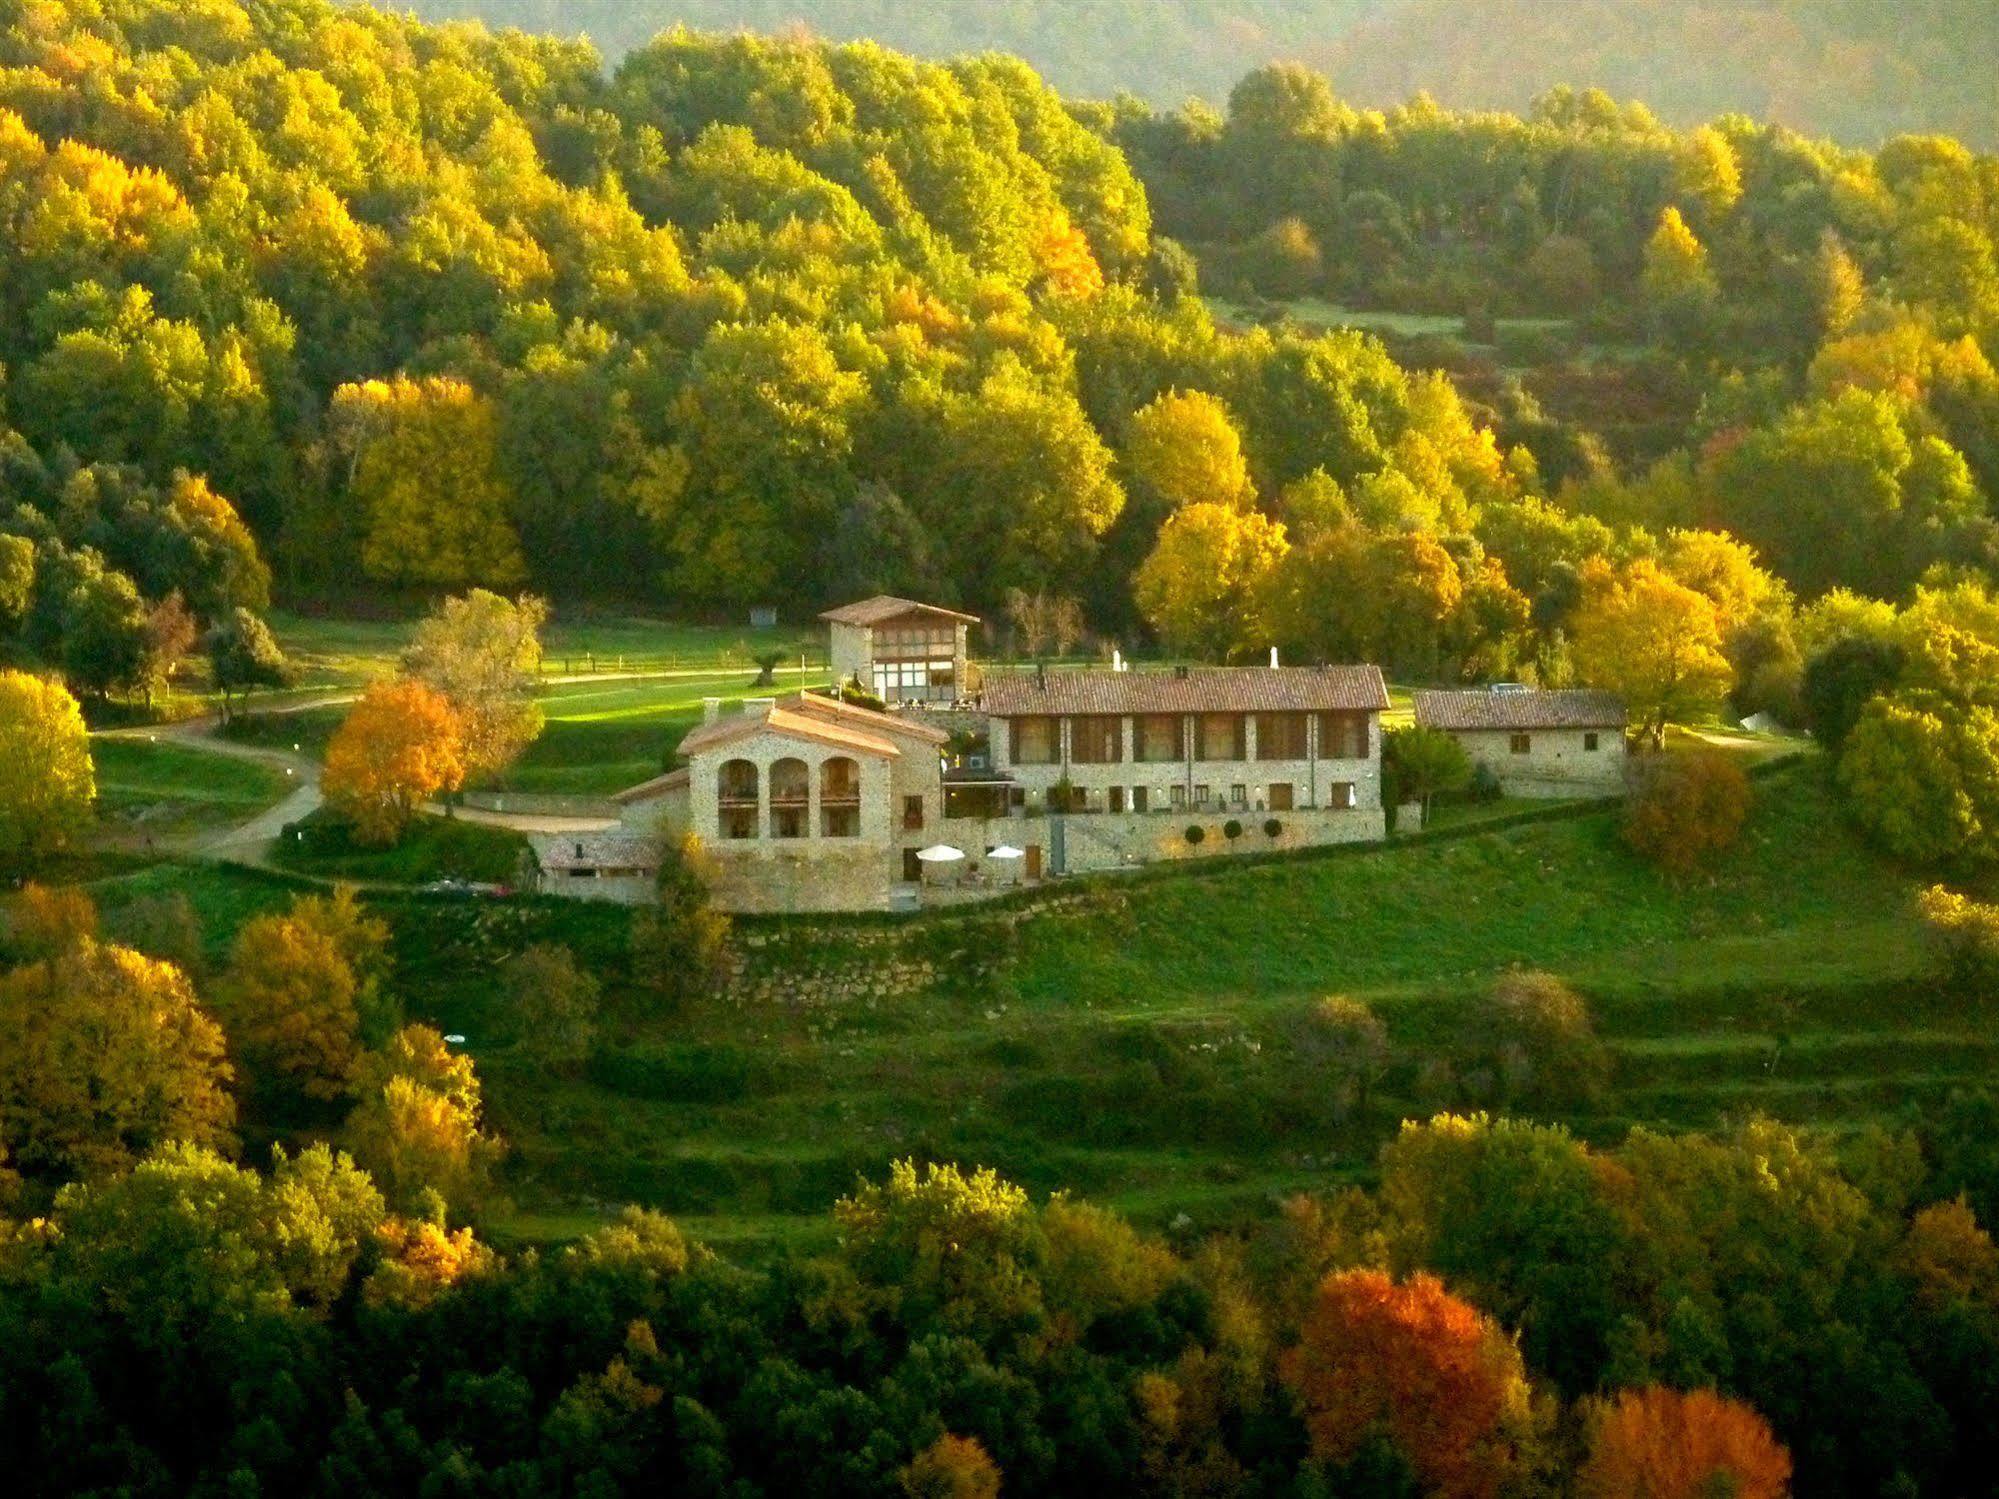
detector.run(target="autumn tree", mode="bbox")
[1293,994,1391,1121]
[1578,1387,1792,1499]
[221,888,394,1103]
[321,679,466,846]
[0,671,93,857]
[1572,560,1733,747]
[899,1433,1002,1499]
[1624,750,1754,877]
[1641,206,1717,306]
[0,939,233,1179]
[1384,725,1472,823]
[1282,1268,1543,1499]
[503,943,600,1071]
[1840,693,1999,863]
[401,589,549,781]
[331,376,527,589]
[205,607,291,723]
[1133,501,1287,658]
[345,1023,498,1218]
[2,882,100,960]
[1917,885,1999,994]
[632,832,731,1008]
[1124,389,1256,513]
[1474,971,1611,1107]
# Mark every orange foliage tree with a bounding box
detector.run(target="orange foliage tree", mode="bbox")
[1281,1269,1540,1499]
[220,888,391,1100]
[1623,749,1753,877]
[898,1433,1001,1499]
[1578,1386,1792,1499]
[321,679,465,845]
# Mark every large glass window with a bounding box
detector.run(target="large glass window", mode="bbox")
[821,757,860,837]
[1254,712,1309,760]
[873,621,958,660]
[1069,715,1122,764]
[1135,714,1182,762]
[1010,716,1059,764]
[1196,713,1244,761]
[1316,713,1368,760]
[769,757,809,839]
[719,759,758,840]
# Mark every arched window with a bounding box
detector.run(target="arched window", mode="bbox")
[821,756,860,837]
[769,757,809,839]
[718,759,757,840]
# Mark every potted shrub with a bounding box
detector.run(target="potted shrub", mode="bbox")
[1264,818,1283,839]
[1223,819,1243,840]
[1184,825,1205,845]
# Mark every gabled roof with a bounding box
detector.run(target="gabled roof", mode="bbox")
[819,594,980,627]
[612,766,690,805]
[676,696,905,761]
[532,833,661,873]
[1413,688,1627,732]
[981,665,1390,717]
[791,689,950,745]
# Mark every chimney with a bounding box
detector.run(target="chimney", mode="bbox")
[702,697,722,725]
[1112,647,1124,672]
[1269,646,1280,670]
[1036,662,1047,690]
[1175,664,1190,680]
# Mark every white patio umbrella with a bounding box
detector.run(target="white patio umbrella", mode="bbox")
[915,844,966,863]
[986,845,1025,860]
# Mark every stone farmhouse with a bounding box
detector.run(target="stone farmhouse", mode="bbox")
[533,598,1396,913]
[1413,687,1629,798]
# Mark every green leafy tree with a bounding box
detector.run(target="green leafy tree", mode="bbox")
[1384,725,1472,822]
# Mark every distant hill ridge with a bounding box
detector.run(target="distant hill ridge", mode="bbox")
[404,0,1999,146]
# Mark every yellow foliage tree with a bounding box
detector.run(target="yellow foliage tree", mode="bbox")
[322,679,466,845]
[1641,206,1717,304]
[1572,559,1733,747]
[0,670,94,855]
[1125,389,1257,512]
[4,882,99,959]
[0,939,233,1178]
[900,1433,1002,1499]
[1032,206,1104,301]
[221,888,390,1101]
[332,375,526,588]
[400,589,549,780]
[1134,501,1289,659]
[363,1215,497,1309]
[346,1024,497,1217]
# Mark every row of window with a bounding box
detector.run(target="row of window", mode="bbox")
[873,623,960,655]
[1051,781,1358,813]
[1010,712,1371,766]
[1506,732,1602,754]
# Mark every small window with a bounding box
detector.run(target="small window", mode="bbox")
[1328,781,1357,809]
[1108,786,1125,814]
[903,794,925,832]
[1584,732,1600,752]
[1194,784,1212,808]
[1132,786,1149,813]
[1170,784,1187,810]
[1510,733,1531,755]
[1230,783,1247,808]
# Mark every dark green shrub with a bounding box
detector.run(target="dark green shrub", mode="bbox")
[1185,825,1205,845]
[1264,818,1283,838]
[1224,819,1243,840]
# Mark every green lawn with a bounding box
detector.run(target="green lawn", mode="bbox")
[265,610,823,690]
[352,760,1980,1252]
[269,809,530,886]
[89,737,290,839]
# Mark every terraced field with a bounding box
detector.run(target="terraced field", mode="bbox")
[342,758,1987,1253]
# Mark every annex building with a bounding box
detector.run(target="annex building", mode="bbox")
[1413,687,1629,798]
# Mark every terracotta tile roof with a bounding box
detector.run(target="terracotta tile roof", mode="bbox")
[818,594,979,626]
[792,690,950,745]
[612,766,690,804]
[1414,688,1627,731]
[532,833,660,873]
[981,665,1389,717]
[676,697,905,760]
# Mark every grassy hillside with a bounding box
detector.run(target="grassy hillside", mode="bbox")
[223,756,1967,1254]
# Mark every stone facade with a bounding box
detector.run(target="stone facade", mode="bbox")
[1446,726,1628,798]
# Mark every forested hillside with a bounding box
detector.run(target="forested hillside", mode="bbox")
[410,0,1999,146]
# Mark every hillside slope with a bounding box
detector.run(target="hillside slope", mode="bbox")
[410,0,1999,144]
[1327,0,1999,146]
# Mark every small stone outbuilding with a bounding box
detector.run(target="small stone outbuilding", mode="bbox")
[1413,687,1628,799]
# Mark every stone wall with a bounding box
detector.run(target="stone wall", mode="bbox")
[1451,727,1628,799]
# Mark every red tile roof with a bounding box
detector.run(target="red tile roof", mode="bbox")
[1413,688,1627,731]
[674,692,942,761]
[981,665,1389,717]
[612,767,690,804]
[818,594,979,626]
